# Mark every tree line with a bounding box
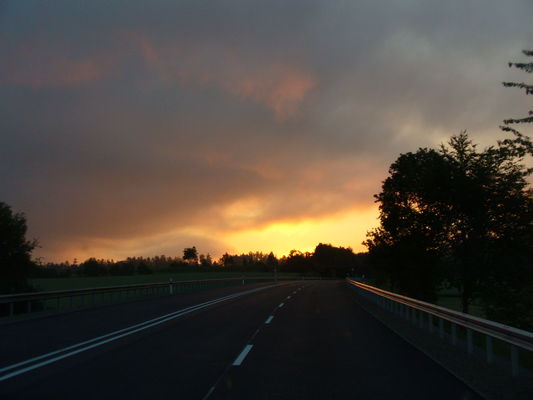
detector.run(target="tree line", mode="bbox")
[0,204,365,286]
[28,243,366,278]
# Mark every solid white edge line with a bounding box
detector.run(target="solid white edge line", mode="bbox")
[201,386,216,400]
[0,289,252,374]
[232,344,253,366]
[265,316,274,324]
[0,291,243,374]
[0,284,283,381]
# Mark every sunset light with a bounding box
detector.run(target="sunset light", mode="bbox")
[226,205,380,257]
[1,2,531,400]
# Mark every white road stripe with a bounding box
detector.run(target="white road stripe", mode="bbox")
[278,303,284,308]
[232,345,253,366]
[0,294,234,375]
[265,316,274,324]
[202,386,216,400]
[287,296,291,299]
[0,284,281,382]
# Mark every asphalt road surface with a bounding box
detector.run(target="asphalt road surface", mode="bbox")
[0,280,483,399]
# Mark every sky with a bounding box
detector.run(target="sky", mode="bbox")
[1,1,532,263]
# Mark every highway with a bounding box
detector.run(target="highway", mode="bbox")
[0,280,483,399]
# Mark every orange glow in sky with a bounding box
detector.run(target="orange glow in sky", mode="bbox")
[225,205,379,257]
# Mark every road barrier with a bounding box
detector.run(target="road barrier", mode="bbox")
[346,278,533,377]
[0,277,279,319]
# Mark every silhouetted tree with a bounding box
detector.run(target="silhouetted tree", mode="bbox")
[266,252,278,272]
[183,246,198,264]
[80,258,106,276]
[499,49,533,173]
[199,253,213,267]
[0,202,36,294]
[366,133,532,318]
[137,261,153,274]
[312,243,357,278]
[280,250,313,274]
[364,148,448,300]
[501,49,532,130]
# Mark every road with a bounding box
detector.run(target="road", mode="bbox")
[0,280,483,399]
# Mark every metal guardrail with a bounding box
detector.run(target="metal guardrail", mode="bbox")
[346,278,533,376]
[0,277,277,318]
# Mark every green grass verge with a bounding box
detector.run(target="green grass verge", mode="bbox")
[434,296,485,318]
[29,272,299,292]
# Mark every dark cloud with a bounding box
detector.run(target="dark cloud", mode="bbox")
[1,0,531,261]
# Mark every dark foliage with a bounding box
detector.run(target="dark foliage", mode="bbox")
[183,247,198,263]
[0,202,36,294]
[365,132,532,329]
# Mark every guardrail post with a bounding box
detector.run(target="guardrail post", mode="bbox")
[451,323,457,345]
[169,279,173,295]
[511,345,519,376]
[345,278,533,375]
[486,336,493,363]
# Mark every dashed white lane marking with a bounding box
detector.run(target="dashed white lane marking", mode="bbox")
[292,291,296,294]
[0,284,283,382]
[232,345,253,366]
[287,296,291,299]
[265,315,274,324]
[279,302,284,308]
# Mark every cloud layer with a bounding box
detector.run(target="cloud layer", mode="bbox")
[0,0,531,261]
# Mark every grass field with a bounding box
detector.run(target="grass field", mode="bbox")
[434,296,485,318]
[29,272,298,292]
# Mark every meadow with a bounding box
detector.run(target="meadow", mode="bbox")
[29,271,298,292]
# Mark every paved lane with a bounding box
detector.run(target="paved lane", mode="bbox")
[0,281,281,367]
[0,282,298,399]
[0,280,483,399]
[210,281,483,400]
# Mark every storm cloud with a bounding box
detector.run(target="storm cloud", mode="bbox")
[1,0,531,261]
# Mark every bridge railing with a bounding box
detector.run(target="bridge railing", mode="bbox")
[346,278,533,377]
[0,277,279,319]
